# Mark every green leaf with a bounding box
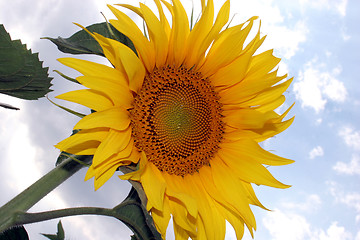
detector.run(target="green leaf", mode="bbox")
[0,226,29,240]
[41,234,58,240]
[57,220,65,240]
[113,187,162,240]
[41,220,65,240]
[44,22,136,56]
[0,24,53,100]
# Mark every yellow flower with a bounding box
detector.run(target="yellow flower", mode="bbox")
[55,0,295,239]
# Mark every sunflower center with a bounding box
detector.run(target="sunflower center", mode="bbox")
[130,66,224,176]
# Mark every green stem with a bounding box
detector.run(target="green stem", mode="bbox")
[0,155,91,232]
[14,207,113,226]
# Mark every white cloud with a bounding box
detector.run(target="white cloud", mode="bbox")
[338,127,360,151]
[333,155,360,175]
[341,27,351,41]
[263,209,352,240]
[309,146,324,159]
[316,118,323,125]
[312,221,352,240]
[293,59,347,113]
[335,0,348,17]
[300,0,348,17]
[328,181,360,222]
[263,209,311,240]
[0,0,61,48]
[267,21,308,60]
[0,98,43,192]
[282,194,322,212]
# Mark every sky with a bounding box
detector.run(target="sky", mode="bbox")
[0,0,359,239]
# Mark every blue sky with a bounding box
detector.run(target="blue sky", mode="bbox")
[0,0,359,239]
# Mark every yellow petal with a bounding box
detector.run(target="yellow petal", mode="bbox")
[56,89,113,112]
[219,71,287,106]
[253,117,295,142]
[218,145,291,188]
[55,128,109,153]
[108,5,155,72]
[222,139,294,166]
[116,4,143,17]
[223,125,263,140]
[140,3,169,67]
[142,162,166,211]
[272,102,295,123]
[200,17,258,77]
[210,159,256,228]
[184,174,223,240]
[163,174,198,218]
[154,0,171,38]
[184,0,214,67]
[223,108,275,129]
[210,23,265,89]
[91,33,146,93]
[74,107,130,131]
[198,165,240,215]
[119,151,147,181]
[173,219,191,240]
[93,141,139,180]
[168,197,196,234]
[151,196,171,238]
[85,165,95,181]
[167,0,190,66]
[247,49,281,77]
[200,0,206,11]
[196,216,207,240]
[255,95,285,113]
[193,0,230,70]
[57,140,99,155]
[58,58,123,80]
[210,50,252,88]
[216,204,245,240]
[94,164,119,190]
[241,182,268,210]
[92,128,132,167]
[237,78,293,108]
[76,76,133,109]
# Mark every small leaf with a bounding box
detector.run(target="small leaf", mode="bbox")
[57,220,65,240]
[0,24,53,100]
[44,22,136,56]
[41,220,64,240]
[41,234,59,240]
[112,187,162,240]
[0,226,29,240]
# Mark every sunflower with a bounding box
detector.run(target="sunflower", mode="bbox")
[55,0,294,239]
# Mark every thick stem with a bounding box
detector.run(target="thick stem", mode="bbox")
[14,207,113,226]
[0,155,91,232]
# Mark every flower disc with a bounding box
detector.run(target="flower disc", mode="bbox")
[130,65,224,176]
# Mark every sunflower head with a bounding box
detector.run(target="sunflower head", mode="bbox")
[55,0,294,239]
